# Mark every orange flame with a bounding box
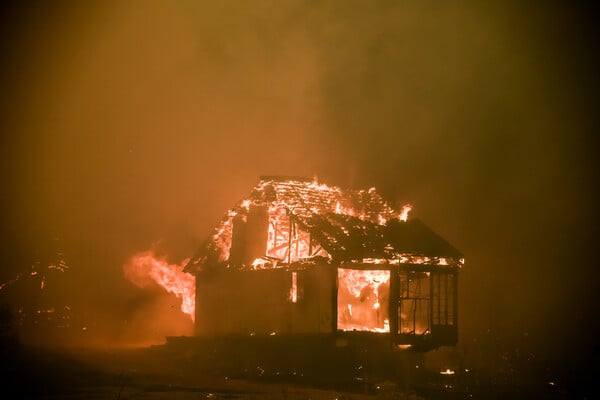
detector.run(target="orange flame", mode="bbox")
[124,251,195,321]
[400,204,412,222]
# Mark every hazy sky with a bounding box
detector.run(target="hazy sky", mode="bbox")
[1,1,598,349]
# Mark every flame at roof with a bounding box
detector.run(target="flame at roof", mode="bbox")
[184,176,462,272]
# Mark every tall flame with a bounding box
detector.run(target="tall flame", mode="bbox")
[400,204,412,222]
[124,251,195,321]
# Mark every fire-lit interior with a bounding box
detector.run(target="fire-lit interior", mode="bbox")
[336,263,458,344]
[337,268,390,333]
[182,176,463,350]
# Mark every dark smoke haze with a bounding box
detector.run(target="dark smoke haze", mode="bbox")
[1,1,598,353]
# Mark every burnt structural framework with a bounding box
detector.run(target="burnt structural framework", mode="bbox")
[184,176,463,352]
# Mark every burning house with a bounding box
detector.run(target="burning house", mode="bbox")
[184,176,463,351]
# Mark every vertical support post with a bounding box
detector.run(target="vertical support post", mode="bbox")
[287,210,292,264]
[453,271,458,328]
[389,265,399,344]
[443,273,447,325]
[195,272,201,336]
[429,270,434,331]
[437,272,441,326]
[332,265,338,333]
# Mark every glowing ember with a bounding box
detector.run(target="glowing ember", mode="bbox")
[124,250,195,321]
[251,258,272,269]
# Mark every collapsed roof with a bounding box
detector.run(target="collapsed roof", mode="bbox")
[184,176,462,273]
